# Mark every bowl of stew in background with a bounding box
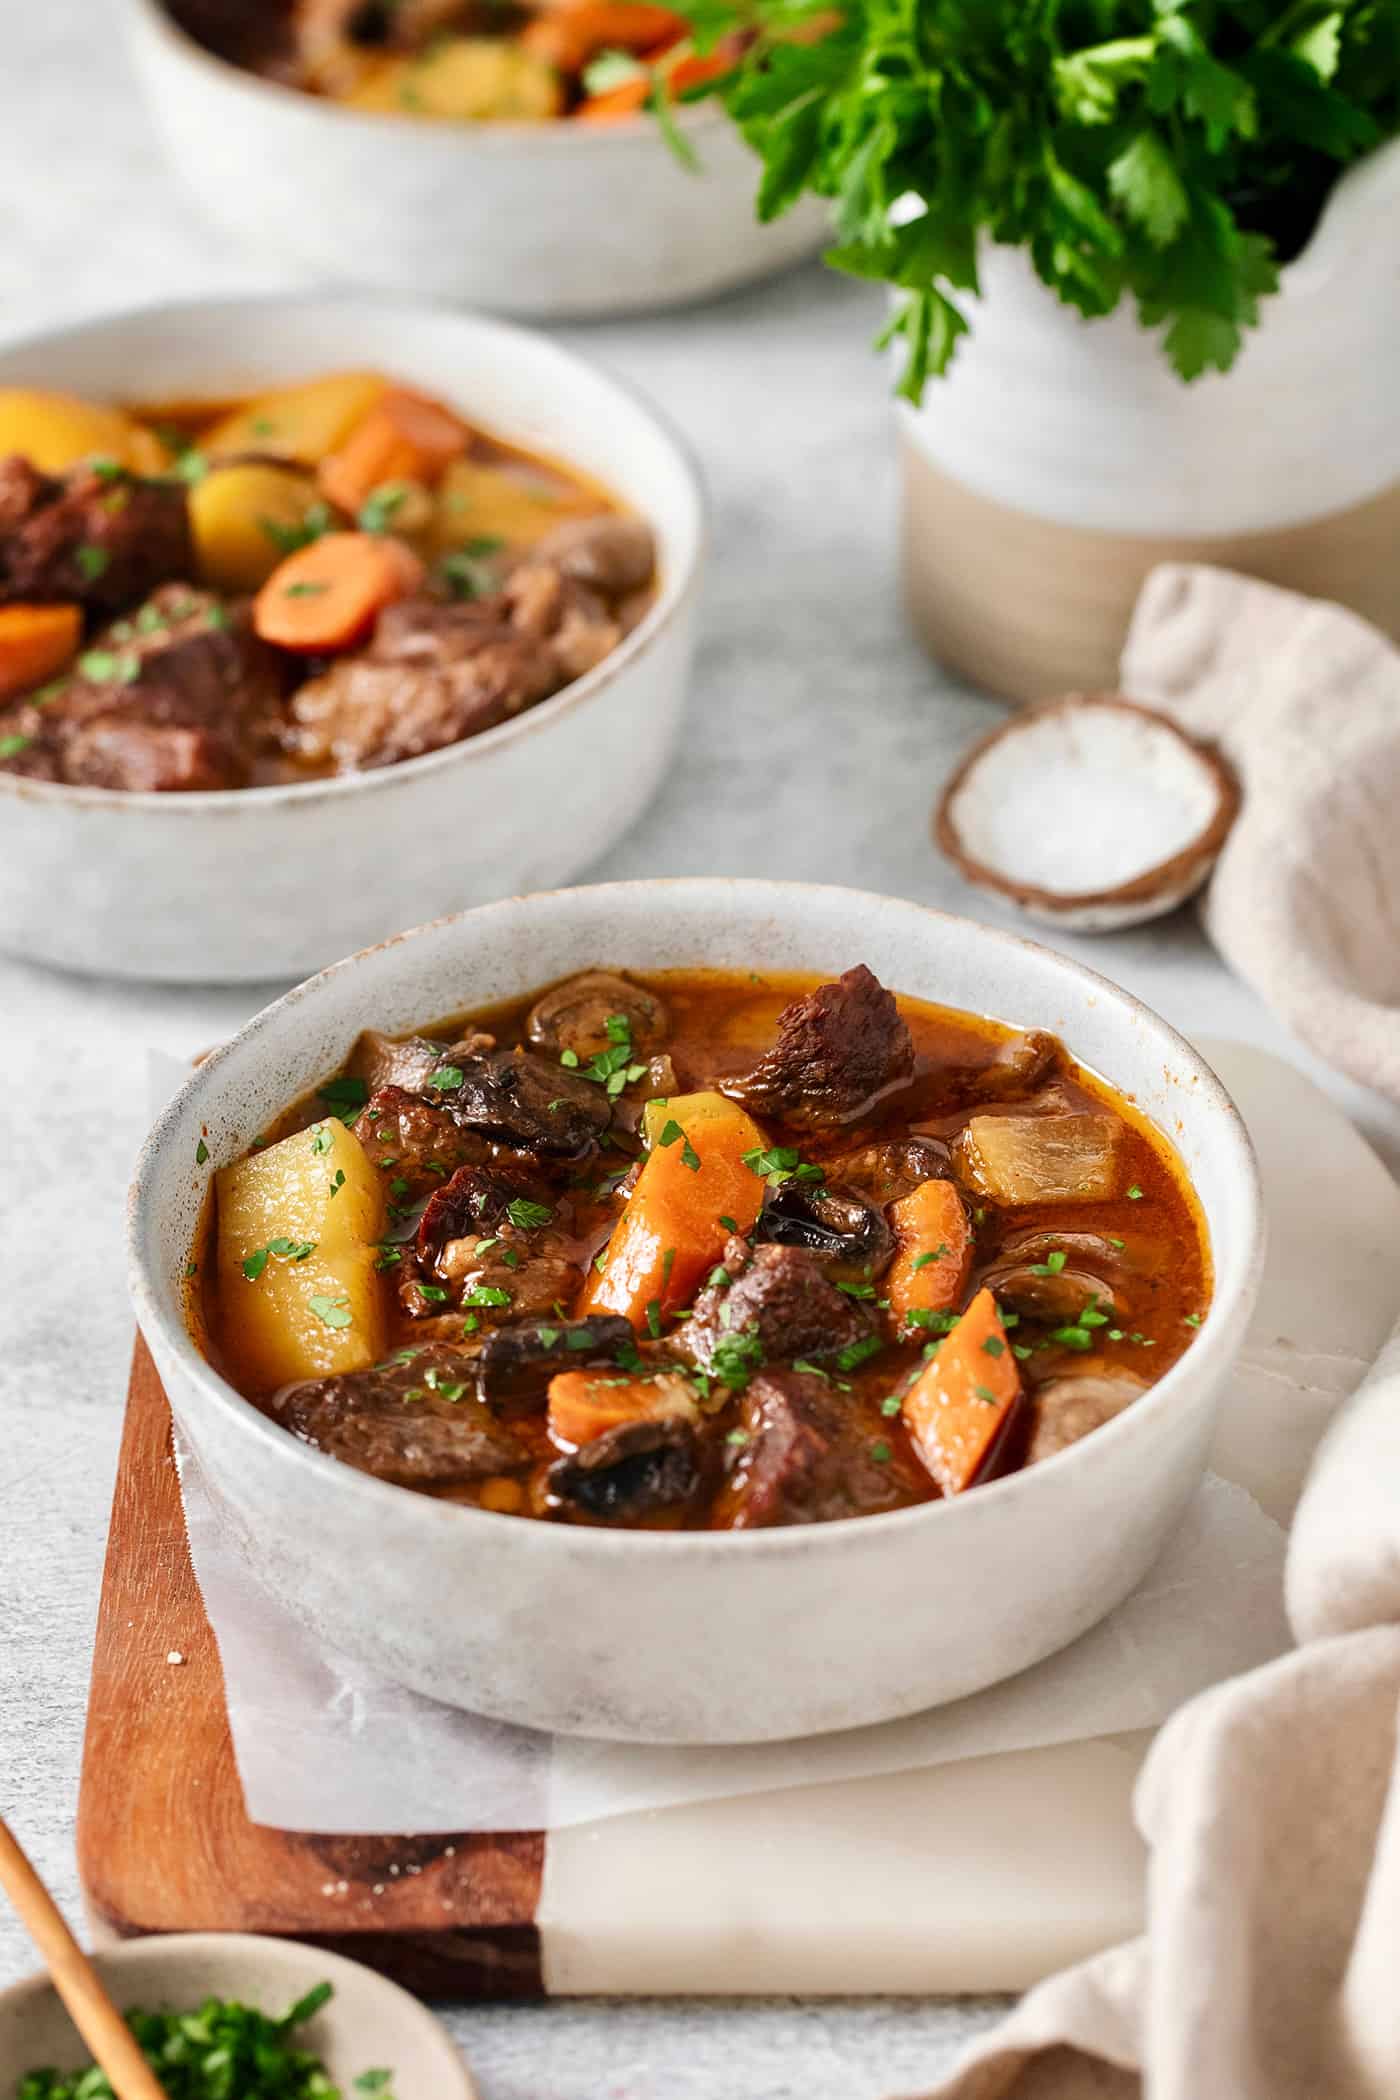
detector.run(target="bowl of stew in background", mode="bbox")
[122,0,828,317]
[0,295,704,981]
[127,879,1264,1744]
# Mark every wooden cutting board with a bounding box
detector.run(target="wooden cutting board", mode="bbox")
[76,1043,1400,1997]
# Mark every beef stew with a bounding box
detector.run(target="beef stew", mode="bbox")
[0,371,653,791]
[166,0,743,127]
[194,965,1211,1530]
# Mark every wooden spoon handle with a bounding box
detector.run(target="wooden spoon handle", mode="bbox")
[0,1818,168,2100]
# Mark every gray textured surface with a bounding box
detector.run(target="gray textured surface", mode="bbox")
[3,6,1400,2094]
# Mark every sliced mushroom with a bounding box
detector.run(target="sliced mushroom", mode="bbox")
[827,1136,953,1208]
[475,1315,638,1414]
[956,1112,1121,1205]
[982,1231,1132,1327]
[1026,1372,1147,1463]
[525,969,669,1063]
[757,1180,894,1285]
[546,1416,701,1522]
[438,1049,613,1156]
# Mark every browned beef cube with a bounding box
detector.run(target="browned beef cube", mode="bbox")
[724,966,915,1128]
[0,456,192,615]
[726,1371,925,1528]
[268,1346,524,1489]
[686,1240,876,1376]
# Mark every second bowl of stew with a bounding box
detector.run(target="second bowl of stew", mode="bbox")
[129,880,1263,1742]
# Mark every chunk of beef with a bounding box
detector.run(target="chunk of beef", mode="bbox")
[829,1137,953,1208]
[546,1416,700,1522]
[476,1314,639,1413]
[0,586,284,791]
[911,1032,1061,1116]
[268,1346,525,1489]
[0,457,192,614]
[757,1181,893,1286]
[437,1049,612,1157]
[502,563,621,682]
[530,516,655,597]
[525,970,669,1063]
[353,1086,490,1194]
[282,633,558,773]
[724,966,914,1129]
[1026,1372,1147,1465]
[401,1244,580,1324]
[724,1371,925,1528]
[685,1240,876,1376]
[415,1162,548,1277]
[346,1027,495,1098]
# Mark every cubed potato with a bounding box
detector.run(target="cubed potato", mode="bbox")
[345,39,564,122]
[432,460,603,555]
[215,1119,387,1392]
[188,462,327,592]
[0,388,168,474]
[956,1112,1121,1206]
[200,374,391,467]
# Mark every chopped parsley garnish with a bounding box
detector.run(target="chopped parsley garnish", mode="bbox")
[912,1245,949,1270]
[375,1246,402,1269]
[283,580,329,598]
[982,1336,1006,1357]
[870,1440,893,1462]
[835,1334,884,1373]
[462,1313,481,1335]
[836,1280,876,1299]
[742,1145,825,1187]
[537,1325,562,1348]
[708,1265,731,1290]
[726,1429,750,1447]
[310,1124,335,1156]
[358,481,410,534]
[565,1328,597,1350]
[1108,1235,1126,1249]
[657,1118,702,1170]
[0,733,31,759]
[243,1237,317,1281]
[424,1366,467,1402]
[1184,1312,1202,1327]
[79,649,139,685]
[309,1295,352,1329]
[1030,1250,1068,1276]
[711,1326,764,1392]
[75,544,110,582]
[418,1283,449,1304]
[645,1299,663,1339]
[426,1064,464,1091]
[437,537,506,601]
[1128,1185,1145,1200]
[907,1307,959,1335]
[318,1073,368,1124]
[506,1197,553,1231]
[465,1285,512,1308]
[388,1176,409,1199]
[972,1385,998,1405]
[259,501,335,555]
[719,1215,739,1233]
[328,1168,346,1198]
[195,1137,209,1164]
[880,1395,902,1417]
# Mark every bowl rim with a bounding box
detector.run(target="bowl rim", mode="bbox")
[127,877,1266,1558]
[126,0,731,151]
[0,290,707,816]
[0,1931,475,2091]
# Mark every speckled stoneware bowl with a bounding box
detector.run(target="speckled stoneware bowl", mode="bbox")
[124,0,827,317]
[127,879,1264,1744]
[0,1934,474,2093]
[0,296,704,982]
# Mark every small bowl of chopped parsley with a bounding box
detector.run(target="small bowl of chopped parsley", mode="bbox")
[0,1934,475,2099]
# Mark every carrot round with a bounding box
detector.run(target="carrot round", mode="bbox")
[253,532,424,652]
[901,1287,1022,1497]
[885,1177,973,1334]
[575,75,652,122]
[548,1371,673,1451]
[522,2,686,74]
[0,603,81,702]
[317,388,471,518]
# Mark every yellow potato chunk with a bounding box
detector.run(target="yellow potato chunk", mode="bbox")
[0,388,168,474]
[432,460,603,555]
[189,461,327,592]
[200,373,391,467]
[216,1119,388,1393]
[345,39,563,122]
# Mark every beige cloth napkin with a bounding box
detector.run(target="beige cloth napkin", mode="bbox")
[1120,564,1400,1103]
[916,572,1400,2099]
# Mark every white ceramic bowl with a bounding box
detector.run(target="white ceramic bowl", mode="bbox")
[0,1934,475,2092]
[124,0,827,317]
[0,296,704,982]
[127,880,1264,1744]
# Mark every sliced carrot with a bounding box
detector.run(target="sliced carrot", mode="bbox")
[522,2,686,74]
[317,388,471,518]
[575,74,652,121]
[0,603,81,702]
[253,532,424,652]
[547,1370,682,1451]
[885,1177,973,1334]
[901,1287,1022,1497]
[581,1089,767,1331]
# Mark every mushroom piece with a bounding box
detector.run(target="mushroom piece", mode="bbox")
[475,1315,638,1414]
[1026,1372,1148,1463]
[348,1027,495,1100]
[756,1180,894,1285]
[981,1230,1133,1327]
[546,1416,701,1522]
[525,969,669,1063]
[828,1136,953,1207]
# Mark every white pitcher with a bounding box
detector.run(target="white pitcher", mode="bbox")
[900,137,1400,702]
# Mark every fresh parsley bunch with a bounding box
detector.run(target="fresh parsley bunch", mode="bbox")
[673,0,1400,396]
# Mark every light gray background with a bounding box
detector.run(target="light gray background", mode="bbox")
[4,7,1398,2093]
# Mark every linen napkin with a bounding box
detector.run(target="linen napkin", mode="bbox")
[1120,565,1400,1104]
[915,574,1400,2099]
